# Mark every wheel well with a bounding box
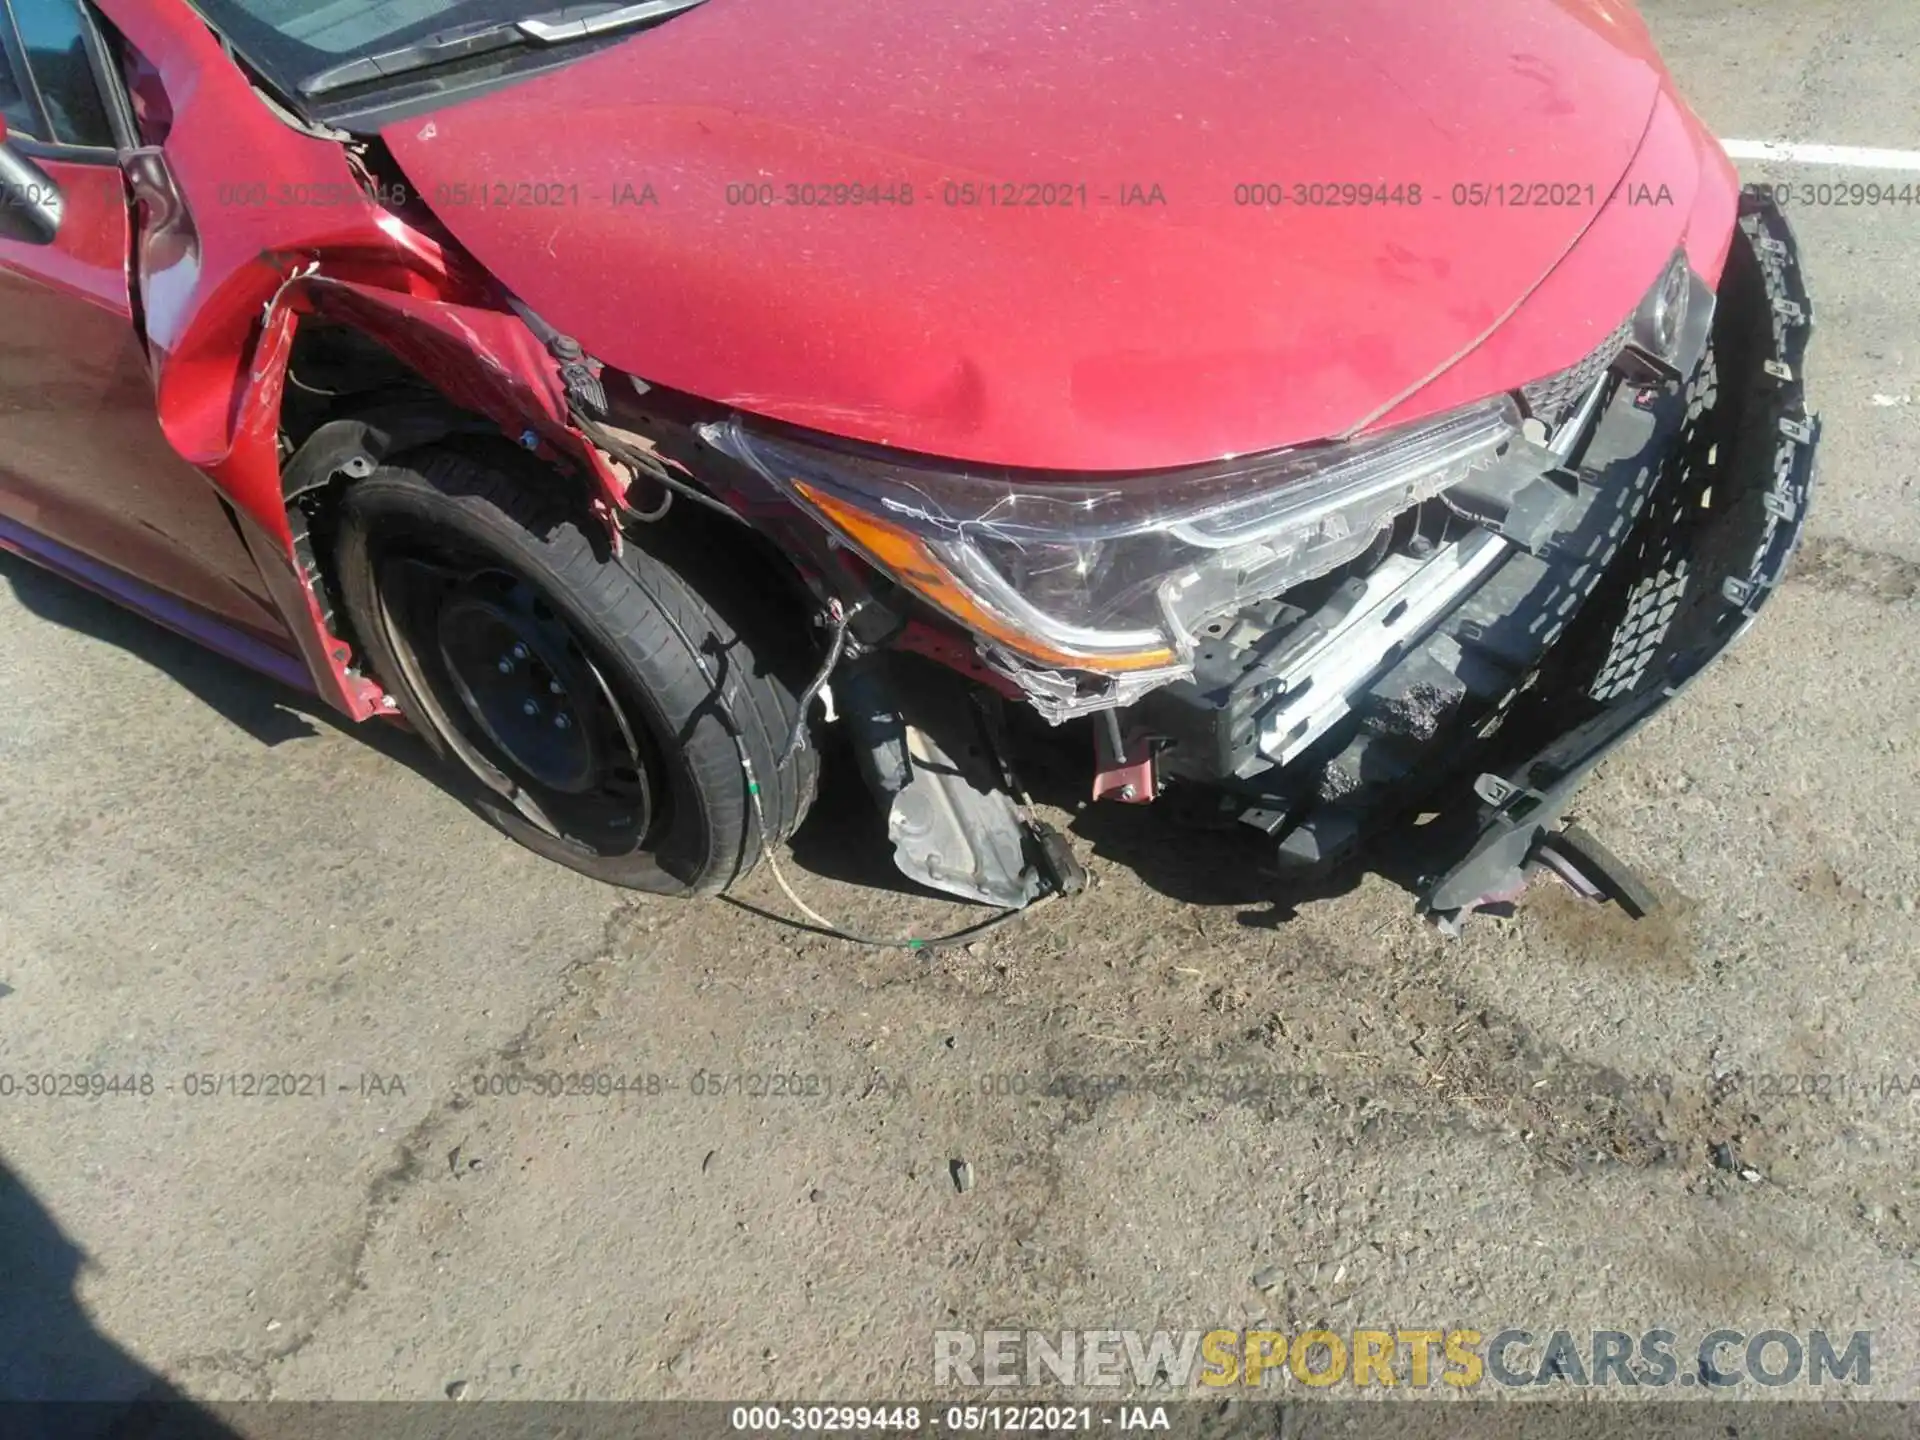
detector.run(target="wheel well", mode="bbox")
[277,318,822,692]
[278,319,561,654]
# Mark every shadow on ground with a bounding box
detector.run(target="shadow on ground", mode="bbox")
[0,551,319,750]
[2,549,1421,924]
[0,549,917,900]
[1,550,521,817]
[1003,709,1441,927]
[0,1157,237,1436]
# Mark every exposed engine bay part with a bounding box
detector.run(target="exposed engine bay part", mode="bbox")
[504,294,609,417]
[838,656,1085,908]
[1043,195,1815,921]
[1091,710,1158,805]
[1253,527,1510,770]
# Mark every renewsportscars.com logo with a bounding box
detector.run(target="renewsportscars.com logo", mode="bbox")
[932,1328,1873,1391]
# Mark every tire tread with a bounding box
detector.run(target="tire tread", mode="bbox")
[333,444,816,896]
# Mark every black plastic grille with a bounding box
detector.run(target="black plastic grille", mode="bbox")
[1520,313,1635,424]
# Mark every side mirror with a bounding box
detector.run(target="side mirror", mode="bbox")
[0,116,65,245]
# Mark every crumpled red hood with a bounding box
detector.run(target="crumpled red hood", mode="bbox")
[386,0,1670,470]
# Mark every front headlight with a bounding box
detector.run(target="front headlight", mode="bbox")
[700,397,1524,675]
[1632,248,1694,365]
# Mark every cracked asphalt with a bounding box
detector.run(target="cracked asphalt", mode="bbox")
[2,0,1918,1410]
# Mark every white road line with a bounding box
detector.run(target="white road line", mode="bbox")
[1719,140,1920,171]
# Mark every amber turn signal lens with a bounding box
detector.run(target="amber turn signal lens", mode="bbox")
[797,485,1178,674]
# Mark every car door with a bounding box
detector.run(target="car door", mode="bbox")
[0,0,287,643]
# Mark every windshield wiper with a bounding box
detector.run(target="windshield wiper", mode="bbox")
[298,0,709,97]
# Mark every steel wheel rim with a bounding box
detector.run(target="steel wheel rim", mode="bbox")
[375,542,660,855]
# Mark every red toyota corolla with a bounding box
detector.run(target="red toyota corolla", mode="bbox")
[0,0,1816,929]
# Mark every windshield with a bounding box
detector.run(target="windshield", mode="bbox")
[190,0,592,98]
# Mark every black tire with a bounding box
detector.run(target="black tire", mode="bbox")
[332,441,817,895]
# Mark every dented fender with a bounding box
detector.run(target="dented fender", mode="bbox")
[96,0,635,719]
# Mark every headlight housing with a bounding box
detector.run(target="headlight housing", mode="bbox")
[1633,248,1693,364]
[701,398,1524,677]
[1622,247,1716,382]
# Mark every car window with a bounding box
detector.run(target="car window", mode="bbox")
[6,0,112,146]
[0,31,35,138]
[192,0,653,105]
[191,0,520,90]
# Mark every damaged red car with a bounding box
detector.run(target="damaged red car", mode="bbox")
[0,0,1817,925]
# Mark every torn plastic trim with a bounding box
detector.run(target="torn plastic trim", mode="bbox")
[282,274,644,537]
[1623,254,1719,386]
[280,406,501,501]
[1547,372,1611,461]
[891,724,1041,909]
[977,645,1189,725]
[838,655,1078,907]
[1423,193,1817,918]
[277,404,502,693]
[215,260,643,713]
